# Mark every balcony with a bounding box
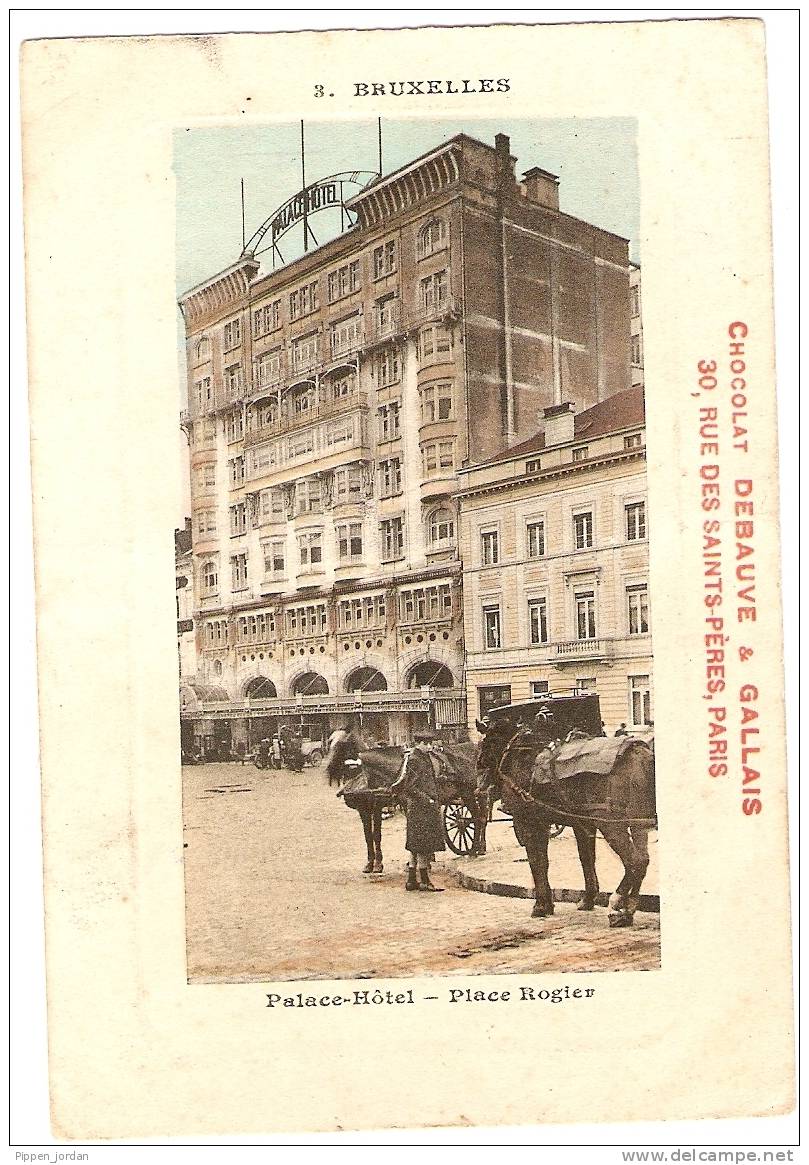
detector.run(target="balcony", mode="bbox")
[410,292,461,328]
[187,687,467,720]
[327,328,365,364]
[364,302,403,347]
[555,638,613,661]
[244,391,369,445]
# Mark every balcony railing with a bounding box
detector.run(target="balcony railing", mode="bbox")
[555,638,613,660]
[328,329,365,362]
[410,292,460,327]
[186,687,466,719]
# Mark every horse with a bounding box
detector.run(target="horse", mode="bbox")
[477,722,656,927]
[325,736,404,874]
[325,736,488,874]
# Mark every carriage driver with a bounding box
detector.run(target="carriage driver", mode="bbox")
[390,728,446,892]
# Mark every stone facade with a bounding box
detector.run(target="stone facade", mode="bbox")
[457,388,653,734]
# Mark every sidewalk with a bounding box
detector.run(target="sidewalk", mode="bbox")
[448,816,660,913]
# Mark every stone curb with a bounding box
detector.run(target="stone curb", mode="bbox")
[456,869,660,914]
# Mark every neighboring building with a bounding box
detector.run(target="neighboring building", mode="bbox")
[175,518,196,679]
[457,387,652,733]
[630,263,644,389]
[177,131,637,748]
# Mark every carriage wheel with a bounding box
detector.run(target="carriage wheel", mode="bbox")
[443,797,477,855]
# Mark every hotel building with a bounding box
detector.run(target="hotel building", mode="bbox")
[177,130,637,749]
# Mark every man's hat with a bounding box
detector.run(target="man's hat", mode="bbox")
[414,728,438,742]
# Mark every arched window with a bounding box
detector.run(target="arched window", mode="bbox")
[345,667,388,694]
[201,560,218,595]
[291,671,329,697]
[244,676,277,699]
[213,659,223,677]
[428,507,456,548]
[195,337,211,362]
[417,219,447,259]
[407,662,455,689]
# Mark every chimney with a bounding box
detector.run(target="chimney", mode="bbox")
[522,166,560,211]
[543,401,575,446]
[494,133,516,181]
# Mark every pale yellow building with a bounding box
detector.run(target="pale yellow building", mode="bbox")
[457,387,652,733]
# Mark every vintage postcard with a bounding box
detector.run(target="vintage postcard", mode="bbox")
[19,15,794,1140]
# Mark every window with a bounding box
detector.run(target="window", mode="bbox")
[196,510,216,538]
[420,382,453,423]
[231,553,248,590]
[330,314,361,357]
[290,385,315,416]
[528,597,549,645]
[417,323,452,362]
[298,531,323,569]
[226,410,244,443]
[223,318,241,350]
[417,218,447,259]
[629,675,653,726]
[577,677,597,694]
[331,372,355,400]
[260,487,285,523]
[480,528,499,566]
[572,446,589,462]
[530,680,549,698]
[575,591,597,640]
[631,335,642,365]
[526,519,545,558]
[229,503,247,537]
[378,400,401,441]
[380,516,404,560]
[626,500,647,541]
[420,270,448,314]
[573,511,594,550]
[253,300,280,337]
[327,260,361,302]
[334,465,364,502]
[422,440,455,474]
[296,478,322,514]
[526,457,541,474]
[289,280,319,321]
[375,294,398,336]
[340,594,386,629]
[195,337,211,362]
[263,539,285,578]
[291,333,319,373]
[373,239,397,279]
[630,286,640,317]
[428,507,455,548]
[399,583,452,624]
[250,400,278,432]
[229,456,245,487]
[196,463,216,491]
[627,585,650,635]
[379,457,402,498]
[624,433,643,450]
[377,347,400,387]
[483,603,502,649]
[256,348,282,387]
[195,377,212,410]
[224,364,244,398]
[337,521,363,562]
[201,559,218,594]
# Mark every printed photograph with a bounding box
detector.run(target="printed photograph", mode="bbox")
[175,118,659,982]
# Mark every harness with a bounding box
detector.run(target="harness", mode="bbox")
[496,730,657,828]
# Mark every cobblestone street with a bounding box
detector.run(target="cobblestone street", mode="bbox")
[183,762,660,982]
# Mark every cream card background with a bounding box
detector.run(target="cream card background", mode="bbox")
[20,17,794,1138]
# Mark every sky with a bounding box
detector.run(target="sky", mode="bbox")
[173,117,639,522]
[174,116,639,296]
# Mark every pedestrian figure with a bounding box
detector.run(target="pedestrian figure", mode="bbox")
[615,723,629,737]
[391,730,446,892]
